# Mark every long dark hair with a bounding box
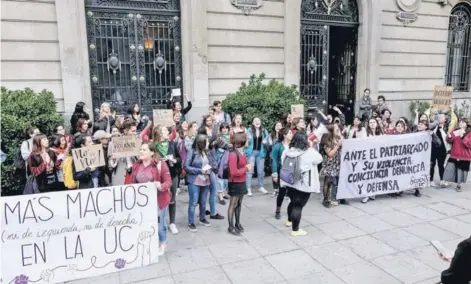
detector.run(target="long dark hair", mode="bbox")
[353,115,364,132]
[460,118,471,137]
[367,118,383,136]
[50,134,67,149]
[321,124,337,148]
[201,115,212,128]
[271,121,283,141]
[32,134,48,155]
[128,103,140,115]
[250,117,263,135]
[193,134,208,155]
[73,102,86,115]
[281,113,291,128]
[231,114,244,129]
[278,127,291,143]
[289,132,309,151]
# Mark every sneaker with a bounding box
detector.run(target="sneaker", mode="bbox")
[361,197,369,204]
[291,229,307,236]
[275,212,281,220]
[210,213,224,220]
[169,223,179,235]
[259,187,268,194]
[431,181,437,187]
[442,181,449,187]
[223,195,230,200]
[285,221,292,227]
[219,199,226,205]
[414,189,421,197]
[331,200,339,206]
[188,223,197,232]
[176,187,181,196]
[158,243,167,256]
[235,223,244,233]
[456,185,462,192]
[247,188,253,197]
[199,219,211,227]
[339,199,349,205]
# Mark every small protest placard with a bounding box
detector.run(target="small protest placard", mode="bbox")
[153,109,175,127]
[432,86,453,111]
[111,135,142,158]
[291,104,304,118]
[71,144,106,172]
[0,183,159,284]
[337,132,431,199]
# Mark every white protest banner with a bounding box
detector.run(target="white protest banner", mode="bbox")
[71,144,106,172]
[111,136,142,158]
[337,132,431,199]
[1,183,159,284]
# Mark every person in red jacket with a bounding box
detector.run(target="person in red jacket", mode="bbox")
[444,118,471,192]
[130,142,172,256]
[227,132,253,236]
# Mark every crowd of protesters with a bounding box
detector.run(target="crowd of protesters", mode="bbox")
[10,92,471,265]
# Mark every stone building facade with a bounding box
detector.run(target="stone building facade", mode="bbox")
[1,0,470,123]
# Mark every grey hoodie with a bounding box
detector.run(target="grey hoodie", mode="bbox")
[280,148,323,193]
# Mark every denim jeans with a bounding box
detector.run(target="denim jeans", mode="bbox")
[209,172,217,216]
[331,176,339,200]
[246,150,265,189]
[188,183,209,224]
[159,206,168,243]
[217,178,228,193]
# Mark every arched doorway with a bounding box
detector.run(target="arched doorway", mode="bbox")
[300,0,359,122]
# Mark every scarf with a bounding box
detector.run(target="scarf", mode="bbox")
[157,140,169,157]
[222,133,230,144]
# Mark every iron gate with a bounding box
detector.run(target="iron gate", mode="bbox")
[85,0,182,116]
[300,0,358,117]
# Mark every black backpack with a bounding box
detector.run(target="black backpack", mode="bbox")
[13,140,29,170]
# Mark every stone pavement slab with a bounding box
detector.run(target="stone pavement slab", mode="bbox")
[63,180,471,284]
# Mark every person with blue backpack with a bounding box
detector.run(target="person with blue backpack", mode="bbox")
[271,127,294,219]
[245,117,270,196]
[280,132,323,236]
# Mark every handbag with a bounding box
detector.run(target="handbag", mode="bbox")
[23,176,39,195]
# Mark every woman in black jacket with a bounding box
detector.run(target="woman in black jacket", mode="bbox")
[70,102,92,134]
[28,134,62,192]
[127,103,144,133]
[152,125,181,235]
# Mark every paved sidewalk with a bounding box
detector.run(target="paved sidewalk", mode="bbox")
[67,181,471,284]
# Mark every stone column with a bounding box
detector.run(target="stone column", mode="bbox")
[180,0,209,122]
[284,0,302,87]
[55,0,92,122]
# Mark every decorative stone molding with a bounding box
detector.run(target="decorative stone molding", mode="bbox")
[231,0,264,15]
[396,0,421,26]
[396,0,421,12]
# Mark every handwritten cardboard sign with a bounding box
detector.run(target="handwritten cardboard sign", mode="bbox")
[71,144,105,172]
[291,104,304,118]
[432,86,453,111]
[153,109,175,127]
[111,136,141,158]
[0,183,159,284]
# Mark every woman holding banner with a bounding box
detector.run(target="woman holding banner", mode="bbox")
[362,118,384,203]
[444,118,471,192]
[321,124,343,207]
[130,142,172,256]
